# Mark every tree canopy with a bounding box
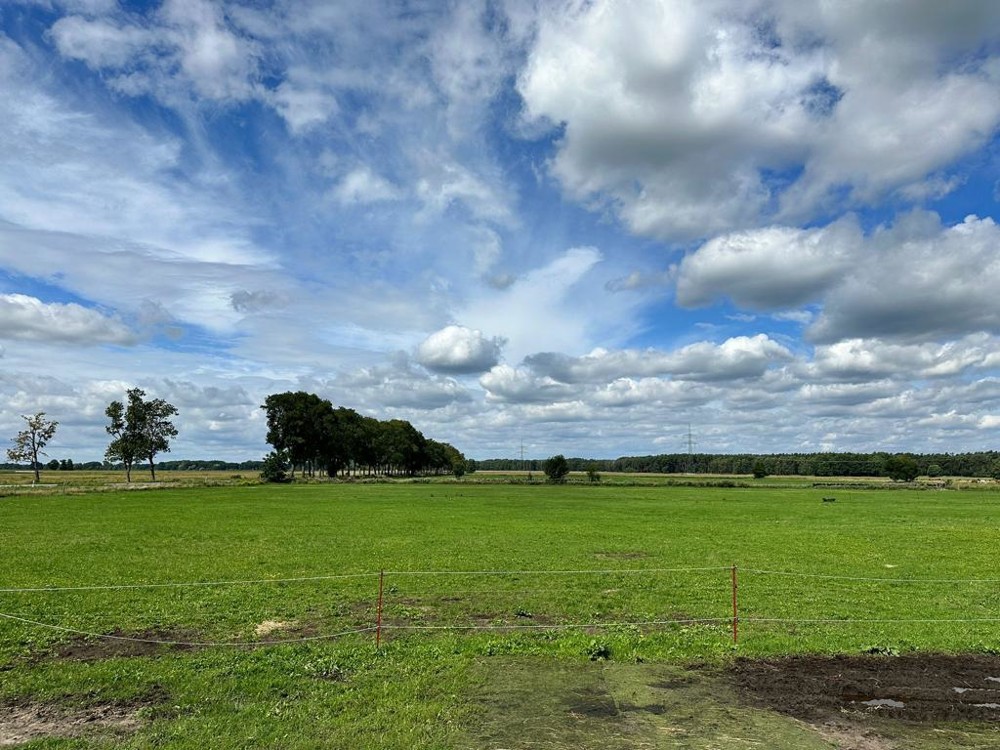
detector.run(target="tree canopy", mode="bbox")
[543,454,570,483]
[6,412,58,483]
[261,391,466,478]
[105,388,178,481]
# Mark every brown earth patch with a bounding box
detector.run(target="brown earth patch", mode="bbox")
[0,694,162,746]
[730,653,1000,723]
[52,629,203,661]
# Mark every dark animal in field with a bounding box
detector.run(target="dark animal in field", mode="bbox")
[821,497,836,503]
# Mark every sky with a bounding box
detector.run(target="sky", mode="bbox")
[1,0,1000,462]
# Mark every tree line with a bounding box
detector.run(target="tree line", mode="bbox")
[475,451,1000,479]
[262,391,467,480]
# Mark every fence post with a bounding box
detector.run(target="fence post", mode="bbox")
[731,564,738,645]
[376,570,385,648]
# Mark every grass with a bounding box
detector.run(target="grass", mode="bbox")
[1,481,999,747]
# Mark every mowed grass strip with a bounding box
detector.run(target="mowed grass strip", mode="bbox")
[1,482,999,748]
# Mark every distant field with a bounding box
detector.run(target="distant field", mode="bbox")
[1,482,998,748]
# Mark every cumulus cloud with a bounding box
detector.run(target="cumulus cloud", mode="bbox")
[519,0,1000,239]
[809,213,1000,342]
[676,217,862,309]
[808,335,996,382]
[337,359,472,410]
[525,335,793,383]
[416,325,505,374]
[0,294,136,345]
[479,364,576,403]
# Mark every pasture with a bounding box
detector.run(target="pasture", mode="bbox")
[1,480,998,748]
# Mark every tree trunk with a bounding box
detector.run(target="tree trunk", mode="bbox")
[148,455,156,481]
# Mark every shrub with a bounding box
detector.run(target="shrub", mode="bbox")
[260,451,290,483]
[543,454,570,483]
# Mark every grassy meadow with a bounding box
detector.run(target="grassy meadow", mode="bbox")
[1,478,999,747]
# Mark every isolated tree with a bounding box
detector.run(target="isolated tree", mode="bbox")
[586,463,601,483]
[105,388,178,482]
[6,412,58,483]
[544,454,570,483]
[752,460,769,479]
[105,397,140,482]
[131,391,178,481]
[884,454,920,482]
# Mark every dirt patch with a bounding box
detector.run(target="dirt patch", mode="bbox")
[0,697,156,746]
[730,653,1000,723]
[52,629,202,661]
[254,620,296,637]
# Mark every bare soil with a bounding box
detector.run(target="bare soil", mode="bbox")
[0,694,161,746]
[730,653,1000,723]
[51,629,201,661]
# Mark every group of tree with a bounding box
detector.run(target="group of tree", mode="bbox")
[104,388,179,482]
[5,389,179,483]
[261,391,467,481]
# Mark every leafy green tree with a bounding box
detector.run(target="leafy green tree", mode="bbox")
[105,398,140,482]
[586,463,601,483]
[105,389,178,482]
[926,463,943,478]
[752,460,769,479]
[544,454,570,483]
[133,393,179,481]
[6,412,58,483]
[884,454,919,482]
[260,451,290,483]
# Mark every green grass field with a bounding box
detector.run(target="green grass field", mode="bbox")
[1,480,999,748]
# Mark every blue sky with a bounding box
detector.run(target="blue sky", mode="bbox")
[2,0,1000,461]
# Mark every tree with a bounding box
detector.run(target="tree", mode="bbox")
[544,454,570,483]
[7,412,58,483]
[586,463,601,483]
[105,397,140,482]
[260,450,290,483]
[752,460,769,479]
[105,388,178,482]
[884,454,919,482]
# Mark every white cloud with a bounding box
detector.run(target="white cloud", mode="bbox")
[49,15,152,69]
[416,325,505,374]
[810,213,1000,342]
[519,0,1000,240]
[809,335,996,382]
[0,294,136,345]
[479,364,575,404]
[524,335,793,383]
[676,217,862,309]
[332,166,402,205]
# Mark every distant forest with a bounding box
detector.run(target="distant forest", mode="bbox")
[475,451,1000,478]
[6,452,1000,479]
[0,459,264,472]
